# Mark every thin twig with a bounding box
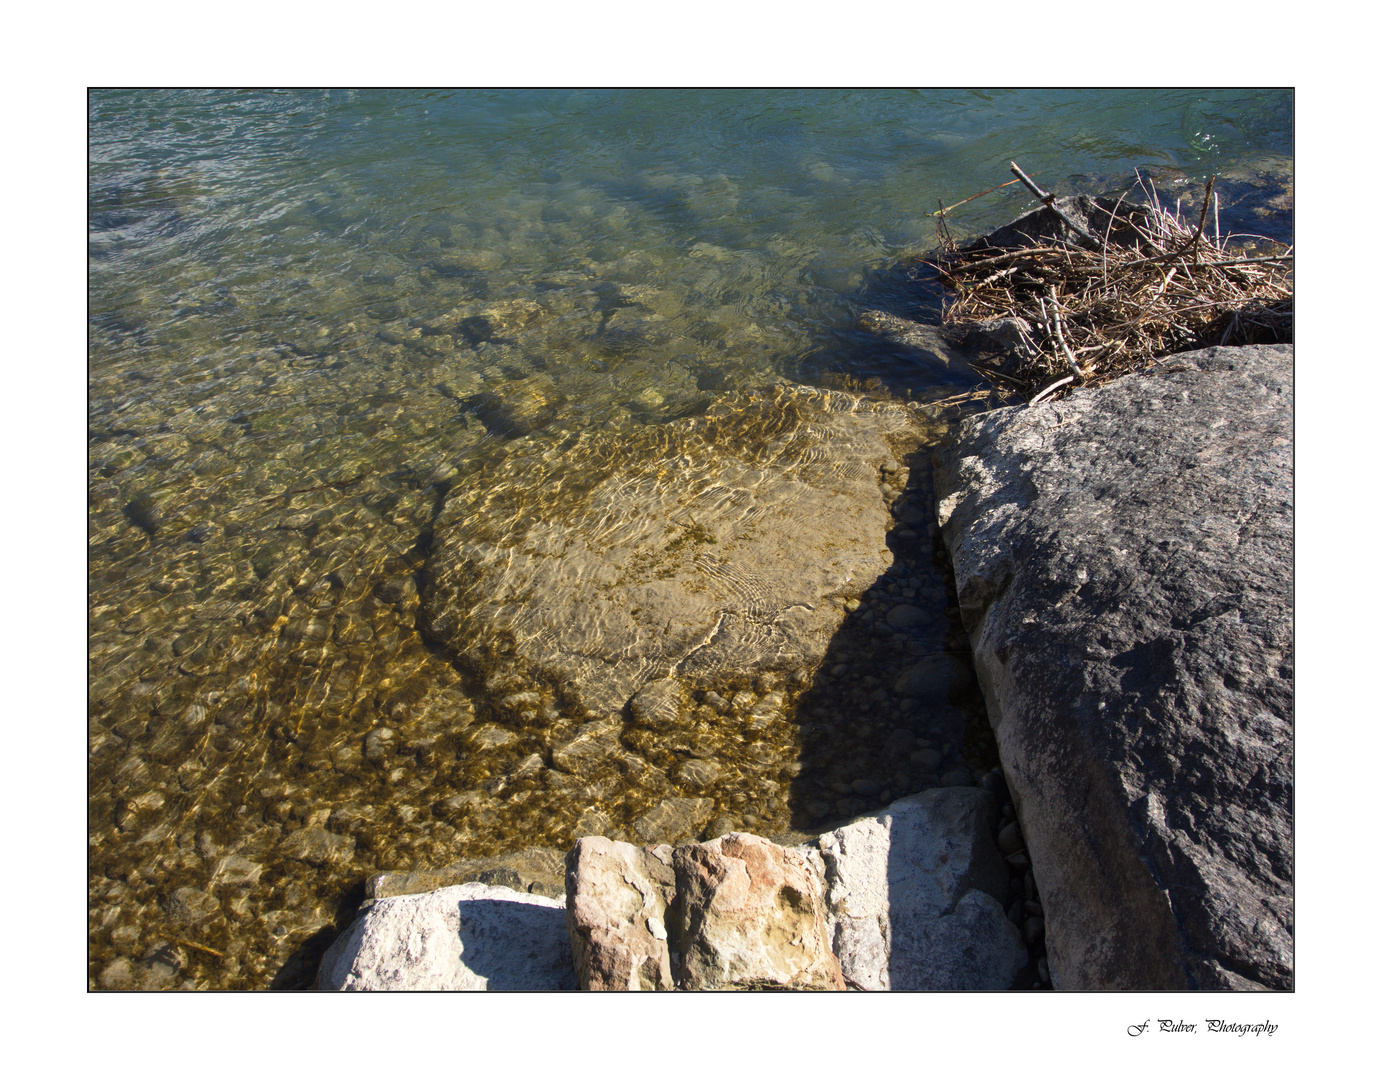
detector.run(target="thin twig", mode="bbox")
[1009,161,1104,248]
[1192,255,1294,267]
[1030,375,1075,405]
[1189,176,1216,265]
[930,178,1023,216]
[1046,287,1085,377]
[175,937,226,959]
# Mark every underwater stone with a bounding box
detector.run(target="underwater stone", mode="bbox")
[423,384,937,725]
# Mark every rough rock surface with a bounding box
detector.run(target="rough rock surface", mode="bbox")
[815,789,1027,990]
[565,831,845,991]
[565,837,677,991]
[672,833,844,991]
[962,194,1149,253]
[316,881,575,990]
[422,384,938,723]
[932,344,1293,990]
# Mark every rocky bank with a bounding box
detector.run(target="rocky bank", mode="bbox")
[318,787,1030,990]
[933,343,1293,990]
[315,343,1293,991]
[311,213,1293,993]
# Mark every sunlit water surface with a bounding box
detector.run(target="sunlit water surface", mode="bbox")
[88,89,1292,989]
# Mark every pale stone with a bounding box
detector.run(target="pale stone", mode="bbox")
[551,720,623,773]
[632,796,714,844]
[565,836,676,991]
[277,827,354,868]
[815,789,1026,991]
[673,832,845,991]
[316,881,574,991]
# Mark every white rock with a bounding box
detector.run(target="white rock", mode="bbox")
[316,881,575,990]
[816,788,1027,990]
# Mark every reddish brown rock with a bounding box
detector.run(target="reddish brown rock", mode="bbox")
[672,833,844,991]
[565,836,676,991]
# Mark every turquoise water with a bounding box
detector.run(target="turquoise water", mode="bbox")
[88,89,1292,990]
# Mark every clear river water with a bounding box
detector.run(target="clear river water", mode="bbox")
[88,88,1293,989]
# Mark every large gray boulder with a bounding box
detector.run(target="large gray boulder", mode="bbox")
[932,344,1293,990]
[316,881,576,990]
[815,788,1027,990]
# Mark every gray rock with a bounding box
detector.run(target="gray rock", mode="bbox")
[893,653,968,700]
[949,317,1036,376]
[884,604,930,630]
[316,881,576,990]
[933,344,1293,991]
[854,309,974,378]
[962,194,1149,253]
[814,788,1026,990]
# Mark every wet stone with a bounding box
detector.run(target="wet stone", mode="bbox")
[278,827,356,867]
[467,725,517,751]
[551,721,623,773]
[997,822,1024,856]
[162,887,220,927]
[676,758,722,789]
[633,797,715,845]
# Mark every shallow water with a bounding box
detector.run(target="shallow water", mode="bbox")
[88,89,1292,989]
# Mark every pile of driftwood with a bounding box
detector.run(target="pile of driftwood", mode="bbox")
[933,163,1293,402]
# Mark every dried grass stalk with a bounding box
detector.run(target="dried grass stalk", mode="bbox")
[933,171,1293,400]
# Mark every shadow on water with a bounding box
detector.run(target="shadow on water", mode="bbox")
[773,391,1042,991]
[791,257,983,404]
[783,432,999,837]
[268,880,367,990]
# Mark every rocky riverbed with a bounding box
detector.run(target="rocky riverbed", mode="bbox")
[90,164,1292,991]
[89,372,1003,991]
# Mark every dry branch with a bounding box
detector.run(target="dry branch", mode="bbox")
[934,168,1292,402]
